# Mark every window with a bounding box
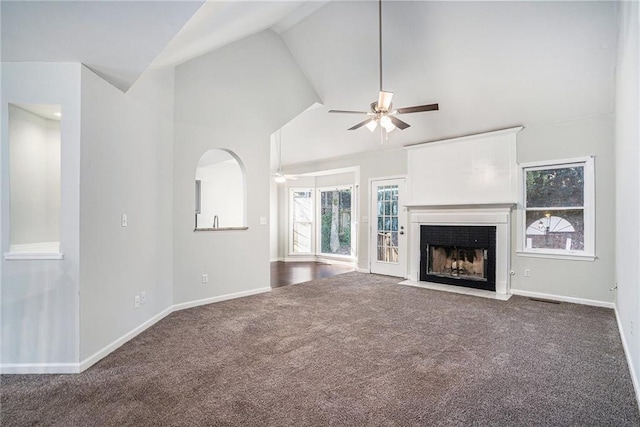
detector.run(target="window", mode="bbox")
[519,157,595,260]
[290,189,313,254]
[318,186,353,257]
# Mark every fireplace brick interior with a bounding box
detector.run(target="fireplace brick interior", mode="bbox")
[420,225,497,291]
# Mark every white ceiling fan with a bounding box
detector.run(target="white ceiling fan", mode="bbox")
[272,129,298,183]
[329,0,439,133]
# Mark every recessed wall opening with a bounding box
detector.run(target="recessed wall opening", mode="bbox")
[194,149,247,231]
[7,103,62,256]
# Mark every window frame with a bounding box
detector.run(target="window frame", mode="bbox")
[517,156,595,261]
[288,188,314,255]
[316,185,356,259]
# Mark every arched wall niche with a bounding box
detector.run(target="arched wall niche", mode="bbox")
[194,148,248,231]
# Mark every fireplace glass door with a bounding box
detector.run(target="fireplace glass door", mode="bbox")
[428,246,487,282]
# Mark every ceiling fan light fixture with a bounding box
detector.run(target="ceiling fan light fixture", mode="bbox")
[274,175,287,184]
[328,0,439,134]
[380,115,395,132]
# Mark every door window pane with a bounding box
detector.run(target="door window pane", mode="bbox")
[376,185,399,263]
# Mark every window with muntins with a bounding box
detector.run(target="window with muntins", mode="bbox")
[519,157,595,260]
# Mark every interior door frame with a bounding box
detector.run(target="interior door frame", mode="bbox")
[368,175,408,277]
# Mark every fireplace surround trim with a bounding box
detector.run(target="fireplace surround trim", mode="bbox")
[407,204,514,295]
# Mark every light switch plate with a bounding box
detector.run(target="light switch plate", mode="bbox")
[121,214,128,227]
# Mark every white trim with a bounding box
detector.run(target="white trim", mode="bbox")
[289,187,314,256]
[400,280,512,301]
[0,363,79,374]
[614,305,640,409]
[283,256,317,262]
[357,267,370,273]
[172,287,271,312]
[1,287,272,375]
[517,156,595,259]
[408,206,513,295]
[516,251,596,262]
[368,176,408,278]
[4,252,64,260]
[510,288,614,308]
[316,257,356,267]
[283,255,356,267]
[79,306,173,372]
[518,156,595,170]
[404,126,524,151]
[316,184,355,258]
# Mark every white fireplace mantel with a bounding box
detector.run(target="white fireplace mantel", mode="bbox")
[406,204,514,296]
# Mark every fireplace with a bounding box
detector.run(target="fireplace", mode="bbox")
[420,225,496,291]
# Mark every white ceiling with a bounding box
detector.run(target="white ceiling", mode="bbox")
[151,1,329,69]
[277,0,618,166]
[1,0,205,91]
[2,1,619,167]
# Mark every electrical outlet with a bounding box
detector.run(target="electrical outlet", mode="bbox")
[121,214,128,227]
[202,274,208,284]
[141,291,146,305]
[259,216,267,225]
[524,269,531,277]
[134,295,141,308]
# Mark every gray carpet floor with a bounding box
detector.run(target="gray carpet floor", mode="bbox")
[2,272,639,426]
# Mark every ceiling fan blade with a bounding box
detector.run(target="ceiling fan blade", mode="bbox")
[388,115,411,130]
[395,103,439,114]
[329,109,369,114]
[378,91,393,111]
[348,117,376,131]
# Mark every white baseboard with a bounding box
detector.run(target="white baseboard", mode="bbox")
[283,256,316,262]
[172,287,271,312]
[316,258,356,268]
[510,289,615,308]
[1,363,80,374]
[614,305,640,410]
[356,268,369,273]
[2,287,272,375]
[78,306,173,372]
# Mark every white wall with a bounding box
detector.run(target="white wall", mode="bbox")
[8,105,61,245]
[614,0,640,399]
[511,115,615,303]
[79,66,175,362]
[173,30,318,302]
[1,63,82,370]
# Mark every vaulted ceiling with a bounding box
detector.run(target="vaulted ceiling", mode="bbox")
[1,1,619,167]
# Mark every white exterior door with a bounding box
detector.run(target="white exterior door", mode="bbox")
[370,178,407,277]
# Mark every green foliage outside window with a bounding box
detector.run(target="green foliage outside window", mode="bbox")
[320,189,351,255]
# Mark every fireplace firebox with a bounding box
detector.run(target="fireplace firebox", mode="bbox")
[420,225,496,291]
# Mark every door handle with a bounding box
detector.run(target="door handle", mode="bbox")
[399,231,404,235]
